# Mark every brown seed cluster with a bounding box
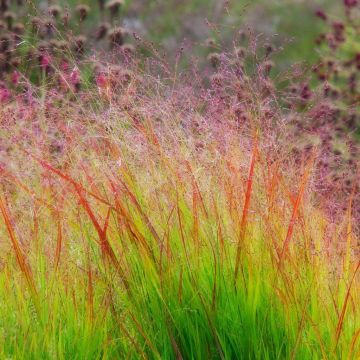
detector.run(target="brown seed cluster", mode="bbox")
[0,0,134,84]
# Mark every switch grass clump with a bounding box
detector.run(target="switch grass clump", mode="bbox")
[0,49,359,358]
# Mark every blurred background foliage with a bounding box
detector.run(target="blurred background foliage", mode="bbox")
[128,0,337,66]
[4,0,340,66]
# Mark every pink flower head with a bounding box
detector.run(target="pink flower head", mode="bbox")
[344,0,358,7]
[40,53,52,70]
[315,9,327,21]
[70,68,80,85]
[96,73,107,88]
[60,60,70,72]
[11,71,20,85]
[332,21,345,34]
[0,87,10,102]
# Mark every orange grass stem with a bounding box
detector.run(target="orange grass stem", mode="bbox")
[234,139,258,283]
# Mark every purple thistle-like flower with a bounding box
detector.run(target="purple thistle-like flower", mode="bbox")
[0,86,10,102]
[344,0,358,7]
[315,9,327,21]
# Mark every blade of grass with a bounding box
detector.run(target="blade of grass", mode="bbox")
[234,138,258,282]
[0,194,38,303]
[334,261,360,352]
[278,152,315,265]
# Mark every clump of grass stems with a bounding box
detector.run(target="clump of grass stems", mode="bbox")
[0,47,359,360]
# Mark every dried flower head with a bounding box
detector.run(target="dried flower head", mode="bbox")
[54,40,68,51]
[44,19,55,37]
[4,11,16,30]
[62,11,71,27]
[95,22,110,40]
[48,5,62,19]
[0,84,10,102]
[38,51,52,73]
[234,46,246,58]
[121,43,135,56]
[344,0,358,7]
[118,69,132,84]
[73,35,87,55]
[0,53,8,70]
[205,37,217,49]
[98,0,106,11]
[238,30,247,42]
[209,73,224,87]
[108,27,126,47]
[0,34,11,52]
[48,39,58,51]
[0,0,8,12]
[264,43,274,57]
[262,60,274,76]
[106,0,124,17]
[13,22,24,42]
[95,70,107,89]
[315,9,327,21]
[37,41,50,53]
[13,22,24,35]
[70,67,81,92]
[107,66,132,88]
[207,52,221,68]
[31,16,42,33]
[332,21,345,37]
[300,83,312,101]
[76,4,91,22]
[10,58,20,69]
